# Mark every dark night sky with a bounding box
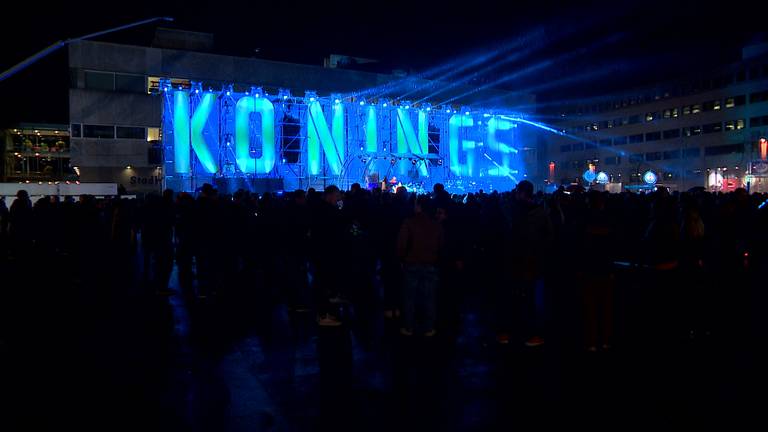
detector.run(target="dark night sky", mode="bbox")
[0,0,764,125]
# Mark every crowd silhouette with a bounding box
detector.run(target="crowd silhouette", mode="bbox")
[1,183,767,347]
[1,182,767,429]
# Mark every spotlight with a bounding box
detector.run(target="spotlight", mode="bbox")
[383,103,388,107]
[335,99,341,104]
[359,100,365,106]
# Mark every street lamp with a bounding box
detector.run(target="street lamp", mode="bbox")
[0,17,174,84]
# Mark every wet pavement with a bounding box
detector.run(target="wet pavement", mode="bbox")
[2,253,767,431]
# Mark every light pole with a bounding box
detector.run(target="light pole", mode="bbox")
[0,17,173,84]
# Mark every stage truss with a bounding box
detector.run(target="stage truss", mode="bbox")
[161,80,528,194]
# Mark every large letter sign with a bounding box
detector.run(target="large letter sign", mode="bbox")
[449,114,475,177]
[396,108,429,176]
[164,85,528,191]
[307,100,345,176]
[235,96,276,174]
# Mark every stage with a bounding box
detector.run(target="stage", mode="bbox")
[161,81,534,193]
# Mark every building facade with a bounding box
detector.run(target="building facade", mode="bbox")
[544,44,768,192]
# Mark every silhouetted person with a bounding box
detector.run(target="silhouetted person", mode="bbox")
[311,185,347,326]
[194,183,221,299]
[679,195,710,340]
[380,186,412,319]
[174,192,196,293]
[9,190,33,257]
[0,197,9,253]
[582,191,615,351]
[141,191,175,294]
[502,180,552,347]
[284,190,311,311]
[397,195,444,336]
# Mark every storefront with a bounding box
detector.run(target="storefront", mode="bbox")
[2,124,75,182]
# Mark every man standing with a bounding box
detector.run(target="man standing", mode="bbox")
[397,195,444,336]
[311,185,347,326]
[503,181,553,347]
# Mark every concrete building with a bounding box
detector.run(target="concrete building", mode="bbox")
[543,43,768,192]
[67,28,535,194]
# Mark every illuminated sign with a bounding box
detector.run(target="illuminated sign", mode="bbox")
[596,171,609,184]
[161,83,525,188]
[643,170,657,185]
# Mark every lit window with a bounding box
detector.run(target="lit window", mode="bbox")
[736,119,745,130]
[672,108,679,118]
[147,127,161,141]
[725,98,735,108]
[683,105,692,115]
[147,76,191,94]
[692,104,701,114]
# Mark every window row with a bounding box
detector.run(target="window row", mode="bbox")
[71,124,160,140]
[82,71,147,93]
[569,94,751,134]
[561,120,746,152]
